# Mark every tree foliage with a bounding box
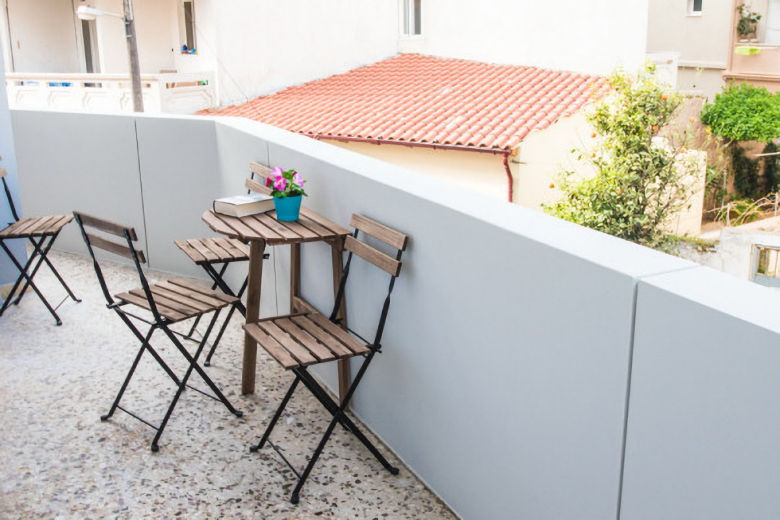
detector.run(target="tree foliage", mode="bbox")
[700,83,780,143]
[544,65,698,251]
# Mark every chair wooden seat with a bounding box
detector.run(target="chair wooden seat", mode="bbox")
[115,278,238,323]
[0,215,73,238]
[244,299,369,370]
[174,237,249,265]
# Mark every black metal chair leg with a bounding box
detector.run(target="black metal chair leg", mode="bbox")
[250,376,300,452]
[0,239,63,325]
[113,309,181,385]
[23,233,80,303]
[12,236,55,306]
[290,415,340,504]
[0,239,42,313]
[101,325,157,422]
[186,314,202,338]
[202,269,247,366]
[204,301,238,366]
[161,314,244,418]
[151,311,220,452]
[204,263,247,314]
[186,264,225,338]
[298,369,397,474]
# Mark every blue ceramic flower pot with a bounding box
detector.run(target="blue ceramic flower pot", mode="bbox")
[274,195,302,221]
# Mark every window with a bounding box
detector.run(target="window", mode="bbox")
[403,0,422,36]
[768,0,780,45]
[752,245,780,288]
[180,1,196,52]
[688,0,703,15]
[81,19,100,73]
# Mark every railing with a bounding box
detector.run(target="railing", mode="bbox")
[726,43,780,84]
[5,72,216,114]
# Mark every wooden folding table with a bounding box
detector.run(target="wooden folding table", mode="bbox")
[202,207,351,397]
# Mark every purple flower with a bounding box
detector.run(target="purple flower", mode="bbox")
[270,166,283,177]
[273,176,287,191]
[292,171,304,187]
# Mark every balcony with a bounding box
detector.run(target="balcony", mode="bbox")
[5,72,216,114]
[724,1,780,90]
[1,109,779,519]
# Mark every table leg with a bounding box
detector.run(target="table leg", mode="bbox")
[290,243,300,310]
[331,237,350,403]
[242,239,265,394]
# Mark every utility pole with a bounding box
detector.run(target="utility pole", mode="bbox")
[122,0,143,112]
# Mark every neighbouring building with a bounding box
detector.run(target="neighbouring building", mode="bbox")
[14,0,780,110]
[684,215,780,286]
[206,53,707,235]
[0,0,398,112]
[647,0,780,99]
[0,0,652,112]
[207,54,608,208]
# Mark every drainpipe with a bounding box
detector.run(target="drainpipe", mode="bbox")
[502,151,514,203]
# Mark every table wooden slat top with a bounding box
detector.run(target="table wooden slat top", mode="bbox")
[202,208,350,245]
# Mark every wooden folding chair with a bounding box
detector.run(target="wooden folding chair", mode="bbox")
[0,166,80,325]
[246,214,408,503]
[73,211,244,451]
[174,162,270,366]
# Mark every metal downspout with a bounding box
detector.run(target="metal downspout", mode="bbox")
[503,151,514,203]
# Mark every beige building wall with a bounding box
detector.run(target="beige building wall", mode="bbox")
[325,112,598,210]
[514,111,597,211]
[90,0,179,74]
[0,0,398,107]
[0,0,181,75]
[677,66,727,99]
[328,110,704,236]
[327,140,512,202]
[646,0,732,98]
[1,0,82,73]
[399,0,650,76]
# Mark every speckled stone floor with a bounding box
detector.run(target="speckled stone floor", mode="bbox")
[0,250,456,519]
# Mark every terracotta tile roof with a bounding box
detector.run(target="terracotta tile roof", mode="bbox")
[205,54,609,152]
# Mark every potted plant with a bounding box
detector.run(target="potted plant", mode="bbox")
[736,2,761,42]
[265,167,307,221]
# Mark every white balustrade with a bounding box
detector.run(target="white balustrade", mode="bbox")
[4,72,216,114]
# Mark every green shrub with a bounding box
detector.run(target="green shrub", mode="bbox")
[731,144,761,198]
[763,142,779,192]
[544,65,698,251]
[700,83,780,142]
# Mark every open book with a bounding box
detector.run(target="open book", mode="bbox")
[213,193,274,217]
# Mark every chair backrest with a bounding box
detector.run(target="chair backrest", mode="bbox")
[73,211,157,315]
[332,214,408,349]
[0,165,21,223]
[246,161,272,195]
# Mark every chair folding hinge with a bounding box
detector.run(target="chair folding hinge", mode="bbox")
[368,344,382,353]
[263,253,270,259]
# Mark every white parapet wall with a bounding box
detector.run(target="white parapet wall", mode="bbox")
[9,108,780,520]
[5,72,216,114]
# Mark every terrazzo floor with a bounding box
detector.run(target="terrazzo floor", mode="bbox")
[0,250,456,519]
